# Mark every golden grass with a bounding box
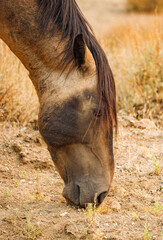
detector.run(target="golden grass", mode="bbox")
[103,15,163,126]
[126,0,163,13]
[0,15,163,126]
[0,41,38,124]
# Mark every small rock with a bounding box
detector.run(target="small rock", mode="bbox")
[12,143,22,153]
[139,216,145,220]
[60,212,69,217]
[20,179,26,183]
[143,181,151,191]
[110,200,121,211]
[104,223,109,227]
[116,166,121,169]
[36,221,41,226]
[0,164,9,172]
[123,166,130,171]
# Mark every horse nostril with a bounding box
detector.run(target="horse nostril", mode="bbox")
[96,191,107,206]
[77,185,80,197]
[62,183,80,206]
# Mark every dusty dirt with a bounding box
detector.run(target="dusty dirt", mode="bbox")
[0,118,162,240]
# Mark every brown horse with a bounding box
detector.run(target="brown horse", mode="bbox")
[0,0,117,207]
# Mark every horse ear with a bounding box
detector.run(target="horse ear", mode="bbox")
[73,34,86,68]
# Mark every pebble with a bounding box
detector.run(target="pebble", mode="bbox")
[110,200,121,211]
[12,143,22,153]
[60,212,69,217]
[20,179,26,183]
[104,223,109,227]
[36,221,41,226]
[116,166,121,169]
[123,166,130,171]
[0,164,9,172]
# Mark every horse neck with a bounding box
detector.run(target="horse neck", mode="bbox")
[0,0,66,100]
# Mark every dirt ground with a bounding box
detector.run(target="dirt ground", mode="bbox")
[0,117,162,240]
[0,1,163,240]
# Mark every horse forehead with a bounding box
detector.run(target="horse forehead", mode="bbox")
[41,70,97,103]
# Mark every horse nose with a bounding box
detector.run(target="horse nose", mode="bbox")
[96,191,107,206]
[62,182,108,207]
[62,182,80,206]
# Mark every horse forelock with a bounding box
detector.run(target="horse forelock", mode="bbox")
[37,0,117,134]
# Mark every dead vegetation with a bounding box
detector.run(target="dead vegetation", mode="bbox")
[103,15,163,127]
[126,0,163,13]
[0,42,38,124]
[0,15,162,127]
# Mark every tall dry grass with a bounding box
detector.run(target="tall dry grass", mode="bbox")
[126,0,163,13]
[0,15,163,127]
[0,41,38,125]
[103,15,163,126]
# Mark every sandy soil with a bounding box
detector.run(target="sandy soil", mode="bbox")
[0,118,162,240]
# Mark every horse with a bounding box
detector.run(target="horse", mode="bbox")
[0,0,117,207]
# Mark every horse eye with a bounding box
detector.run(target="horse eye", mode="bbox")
[93,109,102,117]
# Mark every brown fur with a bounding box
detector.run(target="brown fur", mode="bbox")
[0,0,116,207]
[37,0,117,134]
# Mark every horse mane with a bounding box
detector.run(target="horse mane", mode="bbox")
[37,0,117,133]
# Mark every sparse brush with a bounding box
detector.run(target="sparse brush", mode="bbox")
[126,0,163,13]
[86,203,96,225]
[151,201,163,215]
[23,214,42,240]
[1,16,163,127]
[33,193,43,201]
[104,16,163,126]
[153,156,162,175]
[84,195,104,239]
[3,188,10,197]
[142,224,151,240]
[0,40,38,124]
[160,232,163,240]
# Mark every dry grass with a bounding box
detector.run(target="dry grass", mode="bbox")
[126,0,163,13]
[0,41,38,125]
[0,14,163,127]
[103,15,163,126]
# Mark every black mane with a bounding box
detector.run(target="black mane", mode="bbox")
[37,0,117,132]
